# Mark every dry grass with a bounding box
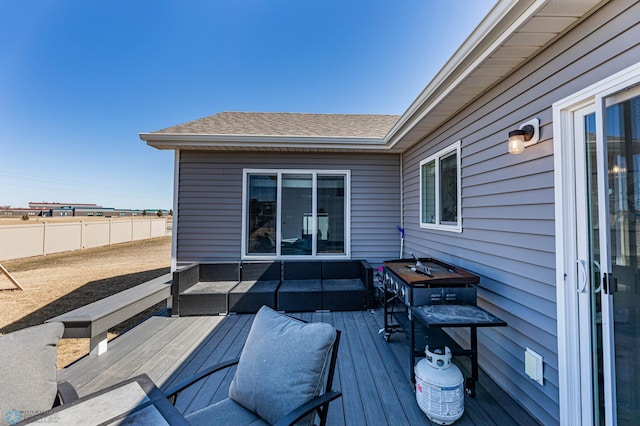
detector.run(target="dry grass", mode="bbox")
[0,237,171,368]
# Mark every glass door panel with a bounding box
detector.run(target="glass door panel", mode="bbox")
[317,175,345,254]
[604,92,640,424]
[579,89,640,425]
[247,174,277,254]
[582,111,605,425]
[281,173,313,255]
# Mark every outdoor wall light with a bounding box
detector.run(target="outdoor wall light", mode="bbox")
[508,118,539,154]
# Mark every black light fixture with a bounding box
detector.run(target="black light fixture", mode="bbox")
[508,118,539,154]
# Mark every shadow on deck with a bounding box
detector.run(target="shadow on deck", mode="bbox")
[58,309,540,425]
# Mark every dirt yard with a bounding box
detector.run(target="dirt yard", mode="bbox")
[0,237,171,368]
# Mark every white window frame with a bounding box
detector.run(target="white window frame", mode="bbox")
[241,169,351,260]
[419,141,462,232]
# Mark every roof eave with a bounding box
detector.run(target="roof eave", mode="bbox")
[139,133,389,151]
[384,0,607,151]
[384,0,522,146]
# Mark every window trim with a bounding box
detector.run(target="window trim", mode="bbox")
[419,141,462,232]
[241,169,351,259]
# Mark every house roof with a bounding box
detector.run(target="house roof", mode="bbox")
[143,112,398,152]
[154,112,399,139]
[141,0,606,153]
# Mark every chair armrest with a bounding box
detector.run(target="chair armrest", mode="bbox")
[164,358,239,403]
[53,381,79,406]
[274,390,342,426]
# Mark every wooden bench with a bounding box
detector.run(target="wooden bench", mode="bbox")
[47,273,172,355]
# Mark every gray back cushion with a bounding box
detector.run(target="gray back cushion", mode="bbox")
[229,306,336,425]
[0,322,63,422]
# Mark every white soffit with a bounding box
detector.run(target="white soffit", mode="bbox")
[385,0,607,152]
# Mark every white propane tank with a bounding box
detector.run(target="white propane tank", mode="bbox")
[414,346,464,425]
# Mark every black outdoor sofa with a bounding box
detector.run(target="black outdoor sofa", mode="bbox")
[172,260,373,316]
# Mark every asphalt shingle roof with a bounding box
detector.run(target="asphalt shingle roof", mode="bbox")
[154,112,400,139]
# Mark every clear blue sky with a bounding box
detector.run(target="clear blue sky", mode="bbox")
[0,0,496,210]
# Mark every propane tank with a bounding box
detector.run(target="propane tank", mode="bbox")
[414,346,464,425]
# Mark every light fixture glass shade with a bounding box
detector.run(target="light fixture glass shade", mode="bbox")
[508,131,525,154]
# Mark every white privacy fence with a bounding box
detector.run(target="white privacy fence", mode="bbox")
[0,218,168,261]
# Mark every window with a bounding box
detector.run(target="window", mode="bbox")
[243,170,349,258]
[420,141,461,232]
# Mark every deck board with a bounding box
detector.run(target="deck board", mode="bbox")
[360,310,435,425]
[347,311,408,425]
[58,308,540,425]
[172,315,250,415]
[332,311,370,424]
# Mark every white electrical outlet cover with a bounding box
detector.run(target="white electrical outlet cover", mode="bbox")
[525,347,544,385]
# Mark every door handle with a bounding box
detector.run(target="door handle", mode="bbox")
[576,259,588,293]
[602,272,617,295]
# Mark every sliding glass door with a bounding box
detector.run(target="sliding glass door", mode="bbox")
[575,86,640,425]
[244,170,349,258]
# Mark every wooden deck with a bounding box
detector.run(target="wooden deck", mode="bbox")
[58,309,540,425]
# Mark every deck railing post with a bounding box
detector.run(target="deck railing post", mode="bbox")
[42,221,47,255]
[89,331,109,356]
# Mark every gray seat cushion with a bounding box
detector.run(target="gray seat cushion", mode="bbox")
[229,306,336,425]
[0,322,64,421]
[185,398,268,426]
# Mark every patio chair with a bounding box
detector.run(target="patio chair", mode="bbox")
[0,323,78,423]
[164,305,342,426]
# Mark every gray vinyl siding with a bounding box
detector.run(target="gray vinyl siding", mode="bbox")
[401,1,640,424]
[176,151,400,264]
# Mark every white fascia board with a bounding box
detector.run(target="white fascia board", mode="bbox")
[385,0,544,149]
[139,133,388,150]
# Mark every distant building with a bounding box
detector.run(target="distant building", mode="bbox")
[0,202,170,218]
[0,207,48,217]
[29,202,100,209]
